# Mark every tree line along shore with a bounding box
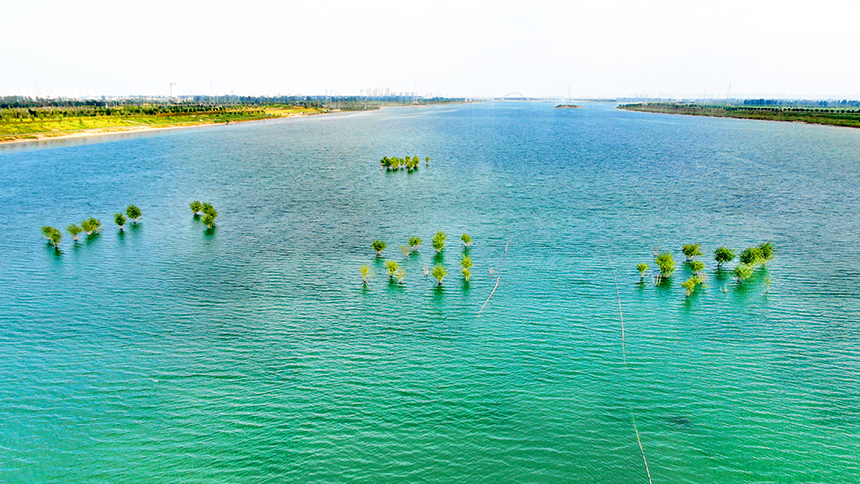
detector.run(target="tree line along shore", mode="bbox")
[618,102,860,129]
[0,96,468,143]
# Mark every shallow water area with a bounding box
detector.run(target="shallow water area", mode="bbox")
[1,102,859,483]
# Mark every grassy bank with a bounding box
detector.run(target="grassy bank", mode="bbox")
[618,102,860,129]
[0,104,325,143]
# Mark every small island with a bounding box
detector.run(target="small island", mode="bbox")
[555,104,582,109]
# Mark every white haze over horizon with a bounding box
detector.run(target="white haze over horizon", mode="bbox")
[4,0,859,100]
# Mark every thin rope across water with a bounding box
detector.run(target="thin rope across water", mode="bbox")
[478,238,512,314]
[610,260,654,484]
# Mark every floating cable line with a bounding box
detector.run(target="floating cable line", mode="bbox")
[478,237,513,314]
[610,260,654,484]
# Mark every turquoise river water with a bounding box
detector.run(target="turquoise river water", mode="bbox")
[1,102,859,483]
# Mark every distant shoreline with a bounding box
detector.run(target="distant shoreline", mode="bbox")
[618,102,860,129]
[0,111,323,147]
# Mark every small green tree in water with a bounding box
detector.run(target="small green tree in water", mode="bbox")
[461,233,473,247]
[714,246,735,268]
[689,260,706,276]
[431,231,446,253]
[733,263,753,283]
[66,224,83,241]
[190,200,203,216]
[126,204,142,224]
[360,265,372,284]
[461,256,473,282]
[655,252,675,279]
[41,226,62,248]
[202,214,216,229]
[636,263,649,280]
[680,275,705,297]
[81,217,101,235]
[682,243,703,261]
[394,268,406,284]
[408,236,421,252]
[372,239,386,257]
[432,264,447,285]
[385,260,399,279]
[114,213,126,230]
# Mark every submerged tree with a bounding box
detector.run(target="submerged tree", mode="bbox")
[394,268,406,284]
[714,246,735,268]
[81,217,101,235]
[680,275,705,297]
[461,256,473,282]
[425,157,430,165]
[372,239,387,257]
[733,263,753,283]
[66,224,83,241]
[360,265,372,284]
[655,252,676,279]
[190,200,203,216]
[689,260,706,276]
[681,243,703,261]
[432,231,446,253]
[126,204,142,224]
[739,246,763,266]
[432,264,447,285]
[114,213,126,230]
[202,214,216,228]
[41,226,62,248]
[461,233,473,247]
[408,236,422,252]
[636,263,649,280]
[202,203,217,218]
[758,242,774,265]
[385,260,399,279]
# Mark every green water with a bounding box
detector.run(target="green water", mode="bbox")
[1,102,858,482]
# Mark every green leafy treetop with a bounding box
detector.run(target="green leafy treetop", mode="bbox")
[680,275,705,297]
[461,256,473,270]
[432,264,447,285]
[202,214,216,228]
[360,265,371,284]
[681,243,703,261]
[733,263,753,282]
[66,224,83,241]
[408,236,422,252]
[425,157,430,165]
[385,260,399,278]
[190,200,203,215]
[114,213,126,229]
[202,203,217,217]
[461,233,472,247]
[431,231,447,253]
[714,246,735,268]
[41,226,62,248]
[655,252,676,277]
[126,204,142,223]
[81,217,101,235]
[636,263,649,278]
[372,239,386,257]
[759,242,774,265]
[689,260,706,275]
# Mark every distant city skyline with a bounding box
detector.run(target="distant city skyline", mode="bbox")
[4,0,859,100]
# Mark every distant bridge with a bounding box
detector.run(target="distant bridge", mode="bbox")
[495,92,554,101]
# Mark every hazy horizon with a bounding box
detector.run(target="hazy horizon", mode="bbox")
[4,0,859,100]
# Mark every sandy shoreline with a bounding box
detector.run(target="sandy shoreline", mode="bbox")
[0,112,322,147]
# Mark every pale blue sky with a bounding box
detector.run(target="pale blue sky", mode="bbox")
[4,0,859,99]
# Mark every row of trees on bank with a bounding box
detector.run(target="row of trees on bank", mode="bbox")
[41,205,142,249]
[637,242,774,296]
[362,232,475,287]
[379,156,430,172]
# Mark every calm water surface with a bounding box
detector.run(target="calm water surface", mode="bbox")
[1,102,859,483]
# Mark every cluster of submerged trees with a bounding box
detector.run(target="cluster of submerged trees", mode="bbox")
[190,201,218,228]
[362,232,474,287]
[637,242,774,296]
[379,156,430,172]
[40,201,220,250]
[40,205,142,249]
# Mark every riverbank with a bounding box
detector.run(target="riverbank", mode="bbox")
[618,102,860,129]
[0,106,326,145]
